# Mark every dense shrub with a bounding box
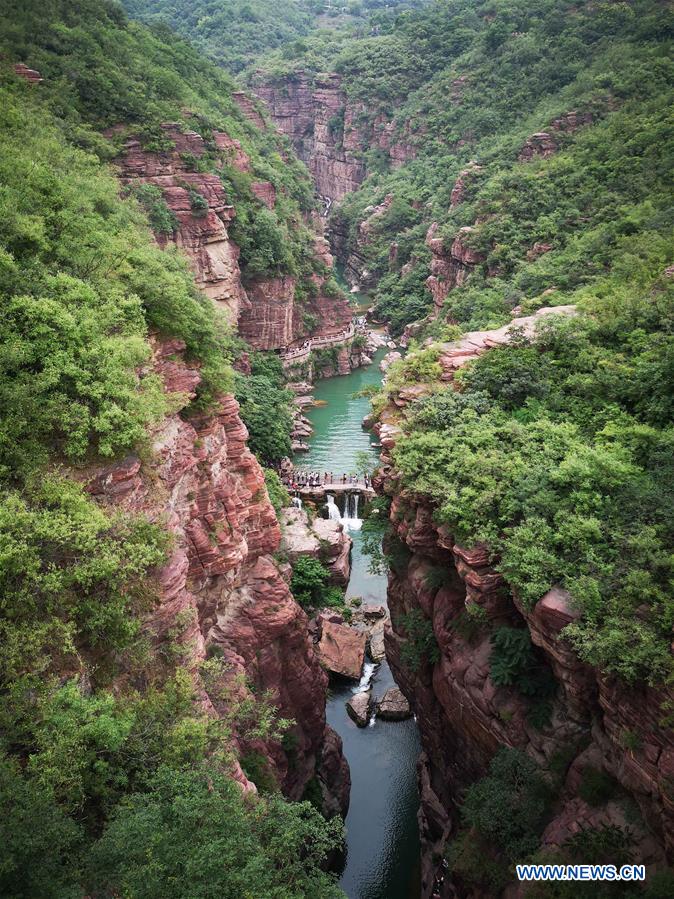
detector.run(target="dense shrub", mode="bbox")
[460,748,551,862]
[290,555,344,610]
[399,608,440,672]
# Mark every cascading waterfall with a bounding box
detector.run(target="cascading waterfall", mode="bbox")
[292,495,302,509]
[326,493,342,521]
[342,492,362,532]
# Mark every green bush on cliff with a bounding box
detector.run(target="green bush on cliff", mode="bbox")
[290,555,344,612]
[0,3,347,893]
[399,608,440,672]
[394,249,674,686]
[457,748,552,864]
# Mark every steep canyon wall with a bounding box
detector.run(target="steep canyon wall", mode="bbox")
[253,70,416,202]
[374,346,674,898]
[117,122,351,351]
[82,337,350,813]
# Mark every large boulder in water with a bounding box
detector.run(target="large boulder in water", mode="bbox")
[376,687,412,720]
[318,620,366,679]
[346,690,372,727]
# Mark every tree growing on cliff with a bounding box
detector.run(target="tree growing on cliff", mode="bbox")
[88,766,345,898]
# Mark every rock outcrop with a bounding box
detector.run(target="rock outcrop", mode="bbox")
[118,124,248,323]
[280,506,352,585]
[347,690,372,727]
[377,687,412,721]
[518,110,594,162]
[254,70,417,201]
[425,222,485,312]
[83,337,349,812]
[449,162,482,208]
[13,62,43,84]
[117,123,352,353]
[318,619,367,680]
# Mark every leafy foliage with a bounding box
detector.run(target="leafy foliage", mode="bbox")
[394,246,674,685]
[460,748,552,862]
[290,555,344,612]
[234,352,295,463]
[264,468,291,513]
[399,608,440,672]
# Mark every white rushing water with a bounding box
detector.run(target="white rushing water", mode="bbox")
[326,493,341,521]
[353,661,376,694]
[326,492,363,532]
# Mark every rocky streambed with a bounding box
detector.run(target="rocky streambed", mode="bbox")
[283,347,422,899]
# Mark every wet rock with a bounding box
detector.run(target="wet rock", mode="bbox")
[368,622,386,662]
[318,620,367,679]
[362,604,387,621]
[377,687,412,720]
[346,690,372,727]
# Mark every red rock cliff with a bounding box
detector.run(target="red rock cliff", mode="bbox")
[254,70,417,201]
[374,340,673,897]
[117,122,351,352]
[83,338,349,812]
[379,482,672,897]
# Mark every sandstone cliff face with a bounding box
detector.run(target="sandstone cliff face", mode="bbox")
[425,222,485,313]
[380,485,672,897]
[254,71,417,201]
[117,123,351,352]
[375,329,673,896]
[119,124,248,324]
[83,338,349,812]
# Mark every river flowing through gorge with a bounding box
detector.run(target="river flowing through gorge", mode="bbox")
[294,348,422,899]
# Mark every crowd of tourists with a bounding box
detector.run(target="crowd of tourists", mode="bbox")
[280,470,371,490]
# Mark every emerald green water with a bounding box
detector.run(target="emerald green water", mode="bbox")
[296,347,385,476]
[295,350,421,899]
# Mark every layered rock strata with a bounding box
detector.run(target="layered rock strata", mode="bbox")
[117,123,351,352]
[82,338,349,813]
[381,489,673,896]
[373,326,673,896]
[425,222,485,313]
[254,71,417,201]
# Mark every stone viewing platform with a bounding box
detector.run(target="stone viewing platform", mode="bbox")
[281,469,375,500]
[292,482,375,501]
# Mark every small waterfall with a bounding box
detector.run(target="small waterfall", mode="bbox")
[342,492,362,532]
[292,496,302,510]
[353,661,376,694]
[326,494,342,522]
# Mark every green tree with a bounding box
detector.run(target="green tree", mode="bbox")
[88,766,344,899]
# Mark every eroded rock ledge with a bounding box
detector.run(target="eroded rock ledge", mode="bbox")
[116,122,352,352]
[373,321,673,896]
[81,338,349,815]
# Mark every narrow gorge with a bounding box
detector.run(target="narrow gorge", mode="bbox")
[1,2,673,898]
